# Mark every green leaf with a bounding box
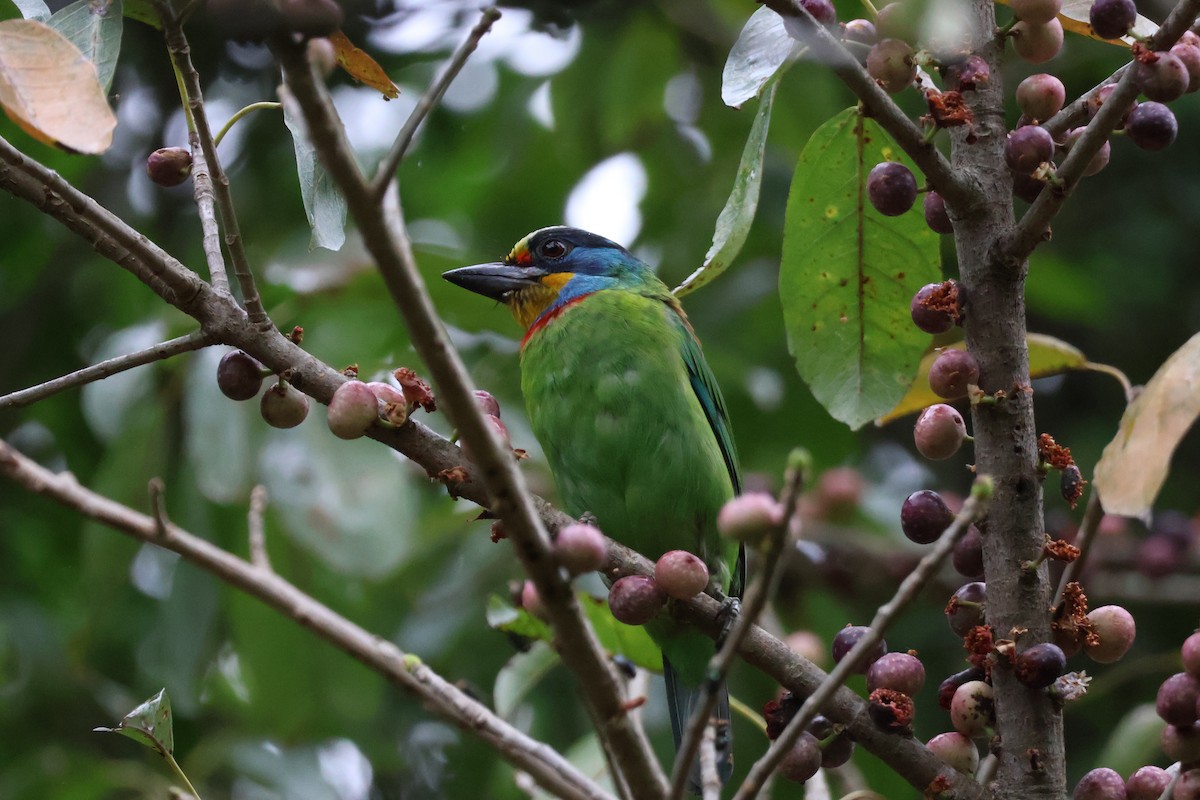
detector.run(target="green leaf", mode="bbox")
[48,0,121,92]
[94,688,174,757]
[11,0,50,21]
[675,77,777,298]
[780,107,940,430]
[486,594,553,643]
[876,333,1088,425]
[578,595,661,673]
[722,6,795,109]
[279,83,347,252]
[1094,332,1200,520]
[494,641,560,720]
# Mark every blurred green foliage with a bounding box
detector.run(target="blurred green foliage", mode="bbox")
[1,1,1199,797]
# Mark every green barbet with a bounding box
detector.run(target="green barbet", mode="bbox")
[444,226,743,788]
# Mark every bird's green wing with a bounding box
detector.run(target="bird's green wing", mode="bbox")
[672,309,741,496]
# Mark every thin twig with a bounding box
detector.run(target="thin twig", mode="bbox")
[1003,0,1200,263]
[275,40,669,797]
[158,5,268,325]
[668,452,808,800]
[369,7,502,200]
[0,330,214,410]
[699,724,719,800]
[756,0,977,212]
[731,477,993,800]
[0,438,615,800]
[1053,489,1104,607]
[148,478,169,538]
[248,485,271,571]
[189,134,231,294]
[214,102,282,148]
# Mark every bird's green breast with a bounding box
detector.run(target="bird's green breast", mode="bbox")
[520,291,737,588]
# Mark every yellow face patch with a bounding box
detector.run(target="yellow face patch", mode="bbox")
[509,273,573,329]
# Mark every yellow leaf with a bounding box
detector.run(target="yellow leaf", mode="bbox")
[0,18,115,154]
[876,333,1087,425]
[1093,333,1200,520]
[330,29,399,99]
[996,0,1158,47]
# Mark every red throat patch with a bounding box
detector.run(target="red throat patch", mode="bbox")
[521,293,594,349]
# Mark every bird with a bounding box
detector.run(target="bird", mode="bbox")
[443,226,743,790]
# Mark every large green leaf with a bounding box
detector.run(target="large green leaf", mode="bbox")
[780,107,940,430]
[48,0,122,92]
[675,77,777,298]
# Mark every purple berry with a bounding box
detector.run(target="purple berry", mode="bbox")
[945,55,991,92]
[327,380,380,439]
[820,731,855,767]
[654,550,710,599]
[914,403,967,461]
[867,162,918,216]
[1163,723,1200,763]
[1084,605,1136,663]
[1157,672,1200,726]
[799,0,837,26]
[1012,170,1046,203]
[779,732,823,783]
[1012,18,1064,63]
[1182,631,1200,677]
[867,39,916,94]
[843,18,877,45]
[608,575,666,625]
[1063,128,1111,176]
[1177,769,1200,800]
[1016,73,1066,121]
[217,350,265,401]
[1073,767,1128,800]
[926,731,980,774]
[929,348,981,400]
[1170,41,1200,93]
[911,282,957,334]
[553,523,607,575]
[1087,83,1137,128]
[867,652,926,695]
[473,389,501,418]
[946,581,986,638]
[950,680,994,738]
[1089,0,1137,39]
[1136,533,1180,578]
[1135,51,1190,102]
[923,190,953,234]
[461,414,511,461]
[831,625,887,672]
[1126,766,1171,800]
[1125,101,1178,151]
[146,146,193,187]
[260,382,309,428]
[938,666,986,710]
[1005,125,1055,174]
[1012,0,1062,25]
[1015,642,1068,688]
[953,525,985,578]
[717,492,783,543]
[901,489,955,545]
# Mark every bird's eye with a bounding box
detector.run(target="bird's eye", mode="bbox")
[538,239,569,259]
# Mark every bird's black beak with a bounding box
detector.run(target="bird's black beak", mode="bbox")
[442,262,545,302]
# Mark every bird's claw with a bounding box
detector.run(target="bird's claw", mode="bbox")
[715,597,741,649]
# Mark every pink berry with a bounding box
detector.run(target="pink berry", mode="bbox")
[520,579,549,620]
[654,550,710,599]
[1157,672,1200,726]
[1005,125,1055,174]
[1182,631,1200,676]
[146,146,193,187]
[1135,51,1190,102]
[1063,128,1111,177]
[867,39,916,94]
[866,652,926,696]
[1016,73,1066,120]
[473,389,501,418]
[366,381,409,425]
[717,493,783,543]
[911,282,957,334]
[260,382,309,428]
[914,404,967,460]
[946,581,987,638]
[1162,723,1200,763]
[608,575,666,626]
[926,731,980,774]
[1012,0,1062,25]
[553,523,607,575]
[1126,766,1171,800]
[831,624,886,672]
[950,680,994,738]
[929,348,981,399]
[327,380,380,440]
[1012,18,1064,63]
[1170,41,1200,93]
[1084,605,1136,663]
[1073,767,1127,800]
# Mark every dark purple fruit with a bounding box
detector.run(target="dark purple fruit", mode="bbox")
[1125,101,1178,151]
[1005,125,1055,174]
[929,349,980,399]
[1163,723,1200,763]
[1126,766,1171,800]
[654,550,710,599]
[1135,51,1190,102]
[1157,672,1200,726]
[832,625,886,672]
[1084,605,1136,663]
[946,581,986,638]
[217,350,264,401]
[1015,642,1067,688]
[901,489,954,545]
[1073,767,1127,800]
[779,732,823,783]
[945,55,990,92]
[1012,170,1046,203]
[820,731,855,768]
[914,403,967,461]
[1089,0,1137,39]
[327,380,380,440]
[146,147,193,187]
[911,282,957,334]
[923,191,953,234]
[938,666,986,710]
[843,18,877,45]
[926,731,980,774]
[800,0,837,26]
[867,39,916,94]
[553,523,607,575]
[1012,0,1062,24]
[260,382,309,428]
[1012,19,1064,63]
[1182,631,1200,677]
[953,525,985,578]
[1016,73,1066,121]
[608,575,666,625]
[867,162,918,216]
[866,652,926,696]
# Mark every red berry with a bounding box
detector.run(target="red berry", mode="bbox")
[654,550,710,599]
[1170,41,1200,93]
[946,581,986,638]
[800,0,837,26]
[945,55,990,92]
[217,350,265,401]
[914,403,967,460]
[553,523,607,575]
[923,191,953,234]
[1087,83,1136,128]
[608,575,666,625]
[1182,631,1200,676]
[910,282,957,334]
[1163,723,1200,763]
[1089,0,1137,39]
[867,162,918,216]
[260,382,309,428]
[1177,770,1200,800]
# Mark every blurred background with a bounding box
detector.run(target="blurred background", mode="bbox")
[1,0,1199,796]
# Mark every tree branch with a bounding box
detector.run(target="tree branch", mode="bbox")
[0,329,215,410]
[0,438,615,800]
[274,39,669,797]
[369,7,502,200]
[189,133,231,295]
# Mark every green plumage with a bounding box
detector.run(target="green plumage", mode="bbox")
[444,226,741,789]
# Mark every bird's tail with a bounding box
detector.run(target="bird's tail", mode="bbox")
[664,655,733,794]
